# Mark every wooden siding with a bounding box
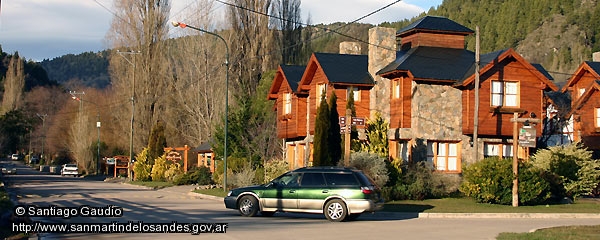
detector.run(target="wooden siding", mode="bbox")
[390,76,412,129]
[400,32,465,49]
[569,71,598,102]
[573,91,600,150]
[275,81,307,139]
[462,59,544,137]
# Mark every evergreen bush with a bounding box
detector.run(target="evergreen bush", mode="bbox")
[133,147,152,181]
[460,157,550,205]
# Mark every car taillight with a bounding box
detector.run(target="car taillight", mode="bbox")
[361,186,374,194]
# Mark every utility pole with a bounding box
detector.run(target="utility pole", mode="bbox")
[117,50,140,181]
[473,26,481,163]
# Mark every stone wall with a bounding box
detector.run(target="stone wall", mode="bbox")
[368,27,396,121]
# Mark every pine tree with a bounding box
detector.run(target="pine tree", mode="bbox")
[328,92,342,165]
[147,121,167,164]
[313,93,330,166]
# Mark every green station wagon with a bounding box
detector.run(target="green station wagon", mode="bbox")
[224,167,384,222]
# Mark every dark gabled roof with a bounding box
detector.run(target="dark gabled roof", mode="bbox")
[586,61,600,74]
[545,91,571,115]
[280,65,305,92]
[193,141,212,153]
[531,63,554,81]
[377,46,475,82]
[397,16,474,36]
[314,52,374,85]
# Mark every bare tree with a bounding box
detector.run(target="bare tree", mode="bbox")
[106,0,172,155]
[1,53,25,114]
[227,0,277,98]
[163,0,227,148]
[273,0,304,65]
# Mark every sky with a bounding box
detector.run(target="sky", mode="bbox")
[0,0,443,62]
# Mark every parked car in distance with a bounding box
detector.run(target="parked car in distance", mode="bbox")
[224,167,384,222]
[2,164,17,175]
[61,164,79,177]
[29,156,39,164]
[11,154,19,161]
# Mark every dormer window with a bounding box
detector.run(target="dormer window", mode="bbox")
[491,81,519,107]
[596,108,600,128]
[316,83,327,106]
[284,93,292,115]
[579,88,586,97]
[393,80,401,99]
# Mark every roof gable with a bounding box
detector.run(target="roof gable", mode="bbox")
[298,53,374,92]
[562,61,600,93]
[571,80,600,112]
[397,16,474,37]
[267,64,305,100]
[460,48,558,91]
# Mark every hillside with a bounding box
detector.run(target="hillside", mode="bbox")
[38,51,111,88]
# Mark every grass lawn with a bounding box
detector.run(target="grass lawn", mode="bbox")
[496,225,600,240]
[384,197,600,213]
[128,181,174,189]
[194,188,228,198]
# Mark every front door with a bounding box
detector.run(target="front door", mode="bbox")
[261,172,301,210]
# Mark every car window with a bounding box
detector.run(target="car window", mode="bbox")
[324,173,359,186]
[355,171,377,187]
[275,172,301,187]
[300,173,326,187]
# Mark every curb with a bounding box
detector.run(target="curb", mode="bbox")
[188,193,600,219]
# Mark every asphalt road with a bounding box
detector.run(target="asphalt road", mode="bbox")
[3,161,600,240]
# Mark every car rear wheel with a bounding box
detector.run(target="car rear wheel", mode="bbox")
[238,195,259,217]
[324,199,347,222]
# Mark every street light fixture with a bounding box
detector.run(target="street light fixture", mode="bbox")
[70,92,101,175]
[172,21,229,191]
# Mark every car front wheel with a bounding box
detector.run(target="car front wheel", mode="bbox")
[238,195,259,217]
[324,199,347,222]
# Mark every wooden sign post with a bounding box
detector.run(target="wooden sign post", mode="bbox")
[510,113,540,207]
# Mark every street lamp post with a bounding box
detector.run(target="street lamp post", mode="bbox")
[36,113,47,163]
[70,93,101,175]
[172,21,229,191]
[117,50,140,181]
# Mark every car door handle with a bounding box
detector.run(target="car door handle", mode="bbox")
[289,190,296,193]
[322,190,329,193]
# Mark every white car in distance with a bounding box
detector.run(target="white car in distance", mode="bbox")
[61,164,79,177]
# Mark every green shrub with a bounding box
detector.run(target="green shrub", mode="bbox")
[264,158,289,183]
[172,166,213,185]
[231,163,256,188]
[133,147,152,181]
[530,142,600,200]
[460,157,550,205]
[151,154,169,182]
[164,162,182,182]
[341,152,389,188]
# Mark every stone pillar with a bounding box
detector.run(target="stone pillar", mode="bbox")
[368,27,397,121]
[593,52,600,62]
[340,42,361,55]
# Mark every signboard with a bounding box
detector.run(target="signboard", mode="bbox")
[166,151,182,162]
[351,117,365,126]
[518,126,537,148]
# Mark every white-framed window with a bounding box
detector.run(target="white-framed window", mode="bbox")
[393,80,401,99]
[283,93,292,115]
[491,81,519,107]
[483,142,513,158]
[579,88,586,97]
[353,88,361,102]
[397,140,410,164]
[596,108,600,128]
[316,83,327,106]
[427,141,460,172]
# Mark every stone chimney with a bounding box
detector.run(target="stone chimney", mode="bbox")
[368,27,397,121]
[593,52,600,62]
[339,42,361,55]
